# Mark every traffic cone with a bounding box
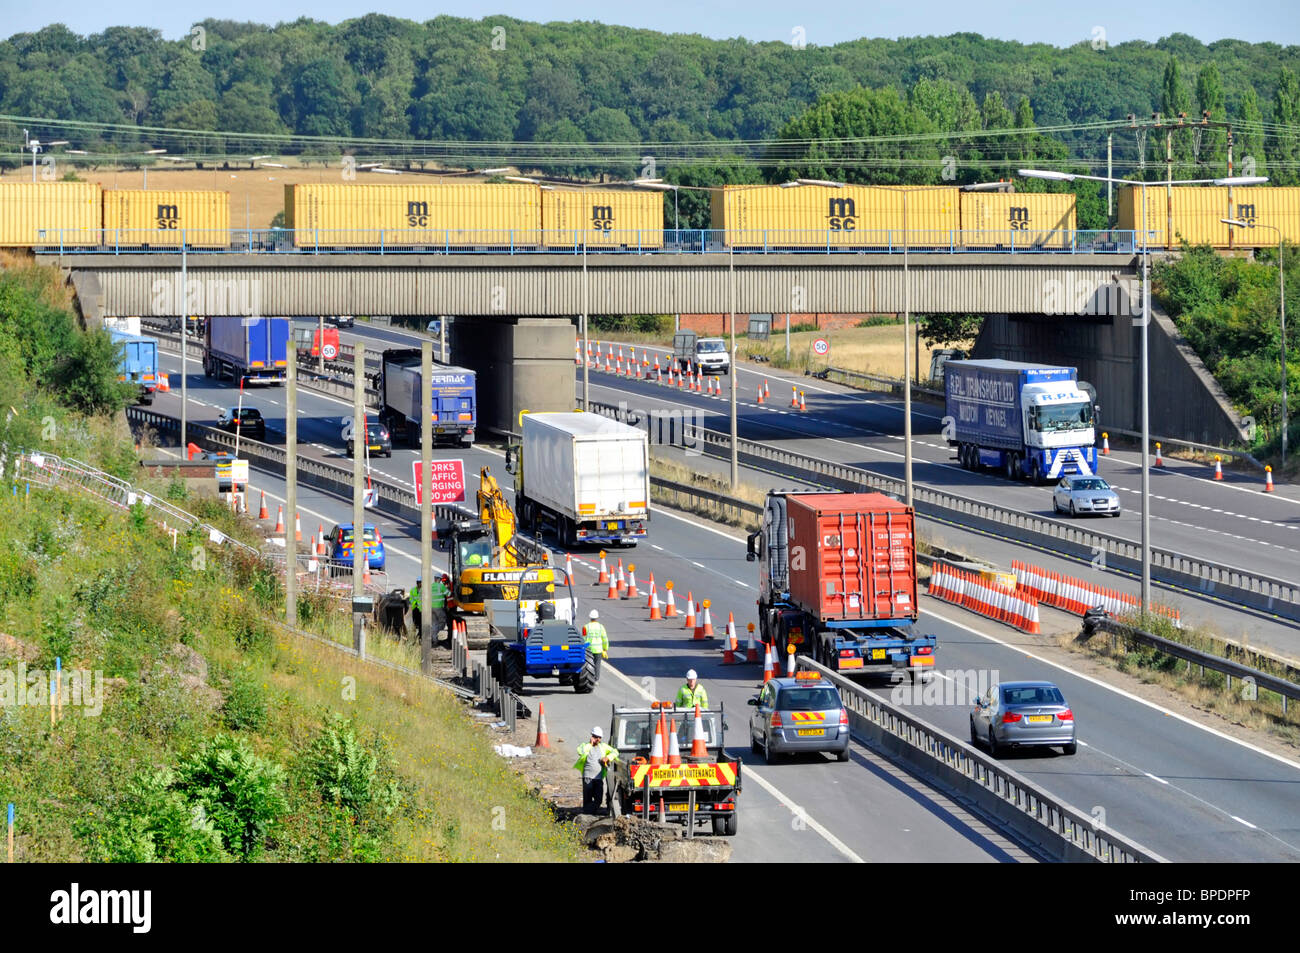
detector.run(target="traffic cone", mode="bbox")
[257,490,269,521]
[317,523,325,551]
[786,643,796,678]
[649,713,666,765]
[667,718,681,766]
[362,560,372,586]
[534,702,551,749]
[274,505,285,534]
[597,551,609,585]
[657,366,664,385]
[746,623,759,662]
[799,391,807,412]
[607,568,619,600]
[664,581,678,618]
[1214,455,1223,480]
[649,585,662,621]
[604,349,612,374]
[690,705,709,757]
[693,370,702,393]
[629,347,637,376]
[294,511,302,542]
[762,642,774,683]
[722,613,738,663]
[1102,432,1110,455]
[654,354,661,378]
[693,599,708,640]
[756,385,764,405]
[645,572,657,608]
[625,564,639,599]
[1265,465,1275,493]
[682,592,696,630]
[616,558,626,592]
[615,352,623,376]
[791,385,799,408]
[1155,442,1163,467]
[675,365,683,388]
[565,552,574,583]
[700,600,715,638]
[574,341,581,365]
[764,379,770,399]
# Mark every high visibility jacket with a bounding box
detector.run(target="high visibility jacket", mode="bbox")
[583,621,608,655]
[674,682,709,710]
[429,580,449,610]
[409,586,421,612]
[574,742,620,777]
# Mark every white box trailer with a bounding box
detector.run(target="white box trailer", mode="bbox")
[511,412,650,548]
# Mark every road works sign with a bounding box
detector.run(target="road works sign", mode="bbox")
[412,459,467,504]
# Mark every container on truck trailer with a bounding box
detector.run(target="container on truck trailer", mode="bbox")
[376,348,476,447]
[506,412,649,548]
[944,359,1096,483]
[203,316,290,384]
[747,491,936,680]
[110,329,158,404]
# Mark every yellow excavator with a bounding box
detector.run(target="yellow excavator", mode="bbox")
[441,466,557,648]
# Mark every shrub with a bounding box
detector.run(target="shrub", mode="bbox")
[303,712,399,823]
[175,734,287,860]
[100,768,228,862]
[221,669,268,732]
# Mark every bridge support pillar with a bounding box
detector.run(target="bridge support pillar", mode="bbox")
[450,316,576,436]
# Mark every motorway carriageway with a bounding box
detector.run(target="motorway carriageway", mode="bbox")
[151,344,1300,862]
[570,340,1300,588]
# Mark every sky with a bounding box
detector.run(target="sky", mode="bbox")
[3,0,1299,47]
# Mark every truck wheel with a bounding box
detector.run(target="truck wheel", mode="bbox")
[573,653,598,694]
[500,652,524,693]
[1005,453,1018,480]
[712,815,736,836]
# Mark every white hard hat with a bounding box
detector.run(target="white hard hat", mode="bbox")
[589,609,599,620]
[686,669,698,680]
[591,726,603,738]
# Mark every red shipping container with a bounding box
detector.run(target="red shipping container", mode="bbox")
[785,493,917,623]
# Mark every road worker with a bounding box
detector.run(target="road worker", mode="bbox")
[575,726,620,815]
[674,669,708,709]
[429,574,450,644]
[583,609,608,679]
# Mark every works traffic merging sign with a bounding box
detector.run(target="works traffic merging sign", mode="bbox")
[412,459,467,504]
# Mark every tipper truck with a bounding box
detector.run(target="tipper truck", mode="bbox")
[376,348,476,447]
[204,316,290,384]
[506,411,649,548]
[747,490,936,681]
[945,359,1096,483]
[110,329,158,404]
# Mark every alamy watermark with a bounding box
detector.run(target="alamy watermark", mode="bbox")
[610,401,704,455]
[890,668,999,706]
[1,663,104,716]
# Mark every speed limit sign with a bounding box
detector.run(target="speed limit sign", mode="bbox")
[812,338,830,356]
[322,343,339,359]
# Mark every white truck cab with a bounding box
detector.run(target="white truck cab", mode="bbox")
[674,330,731,375]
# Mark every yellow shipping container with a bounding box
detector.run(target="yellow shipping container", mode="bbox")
[102,190,230,247]
[1225,187,1300,248]
[1117,185,1229,249]
[711,184,960,247]
[0,182,102,247]
[959,192,1076,249]
[285,183,542,247]
[541,189,663,247]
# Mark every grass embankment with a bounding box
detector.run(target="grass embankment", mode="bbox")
[0,258,581,862]
[1060,612,1300,747]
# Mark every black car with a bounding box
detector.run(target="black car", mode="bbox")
[344,421,392,458]
[217,406,266,441]
[326,315,355,329]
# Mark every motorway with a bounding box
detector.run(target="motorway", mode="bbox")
[144,334,1300,862]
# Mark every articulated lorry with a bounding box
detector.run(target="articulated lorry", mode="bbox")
[204,316,290,384]
[747,491,936,681]
[506,411,649,548]
[377,348,476,447]
[945,359,1096,483]
[110,329,158,404]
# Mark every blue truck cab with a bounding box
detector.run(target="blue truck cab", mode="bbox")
[945,359,1097,484]
[110,330,159,404]
[204,316,290,384]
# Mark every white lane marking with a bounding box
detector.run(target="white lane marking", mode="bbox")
[603,660,864,864]
[925,607,1300,775]
[1144,772,1169,785]
[1231,816,1259,830]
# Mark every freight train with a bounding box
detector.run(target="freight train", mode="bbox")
[1,180,1295,252]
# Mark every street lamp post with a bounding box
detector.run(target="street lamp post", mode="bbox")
[1021,169,1266,612]
[1222,219,1286,463]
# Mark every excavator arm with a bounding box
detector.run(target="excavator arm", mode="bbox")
[477,467,521,565]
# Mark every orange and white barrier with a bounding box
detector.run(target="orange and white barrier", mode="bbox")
[927,563,1041,634]
[1011,560,1181,628]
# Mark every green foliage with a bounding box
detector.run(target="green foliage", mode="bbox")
[101,768,228,862]
[303,712,399,822]
[589,314,674,335]
[221,668,268,731]
[1154,243,1299,454]
[919,313,983,347]
[174,734,287,860]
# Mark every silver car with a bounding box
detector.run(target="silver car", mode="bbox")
[970,681,1077,756]
[749,673,850,763]
[1052,475,1121,517]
